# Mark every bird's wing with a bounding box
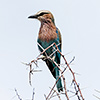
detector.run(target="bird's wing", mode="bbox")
[55,28,62,64]
[57,28,62,48]
[56,28,62,51]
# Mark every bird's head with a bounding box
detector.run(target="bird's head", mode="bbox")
[28,10,55,24]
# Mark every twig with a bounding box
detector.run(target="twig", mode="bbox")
[46,75,63,100]
[53,42,84,100]
[73,82,81,100]
[32,88,35,100]
[14,88,22,100]
[45,52,75,100]
[29,64,32,85]
[93,94,100,100]
[22,61,42,85]
[93,89,100,100]
[49,87,61,100]
[95,89,100,93]
[23,42,84,100]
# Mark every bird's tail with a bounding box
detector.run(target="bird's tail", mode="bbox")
[56,77,63,92]
[45,59,63,92]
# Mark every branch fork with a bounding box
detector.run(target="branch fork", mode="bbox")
[22,42,84,100]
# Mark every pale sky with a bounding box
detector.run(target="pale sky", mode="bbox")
[0,0,100,100]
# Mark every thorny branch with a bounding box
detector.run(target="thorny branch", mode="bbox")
[14,88,22,100]
[32,88,35,100]
[23,42,84,100]
[53,42,84,100]
[93,89,100,100]
[47,87,61,100]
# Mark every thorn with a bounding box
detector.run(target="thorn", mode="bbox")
[93,94,100,99]
[21,61,31,66]
[95,89,100,93]
[33,70,42,72]
[74,72,81,76]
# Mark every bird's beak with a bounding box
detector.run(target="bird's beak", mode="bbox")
[28,14,38,19]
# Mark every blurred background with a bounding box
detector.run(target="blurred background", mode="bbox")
[0,0,100,99]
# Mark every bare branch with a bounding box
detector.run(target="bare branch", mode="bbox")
[53,42,84,100]
[14,88,22,100]
[95,89,100,93]
[32,88,35,100]
[48,87,61,100]
[93,94,100,100]
[23,42,84,100]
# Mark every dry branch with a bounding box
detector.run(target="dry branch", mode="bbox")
[14,88,22,100]
[32,88,35,100]
[23,42,84,100]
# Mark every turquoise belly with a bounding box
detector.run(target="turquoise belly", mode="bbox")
[37,39,56,56]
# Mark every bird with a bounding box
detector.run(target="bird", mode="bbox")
[28,10,63,92]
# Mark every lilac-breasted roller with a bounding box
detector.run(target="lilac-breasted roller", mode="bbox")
[28,10,63,92]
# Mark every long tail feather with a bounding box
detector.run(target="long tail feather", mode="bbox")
[45,59,63,92]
